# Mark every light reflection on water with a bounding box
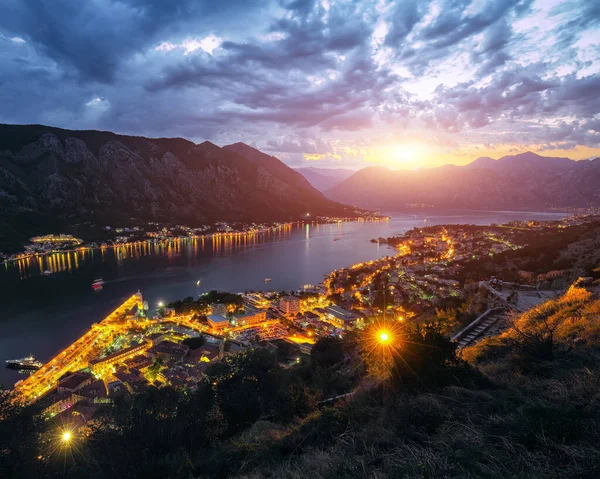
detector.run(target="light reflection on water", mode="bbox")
[7,220,379,279]
[8,222,310,278]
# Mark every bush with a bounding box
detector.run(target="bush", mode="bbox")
[390,323,473,391]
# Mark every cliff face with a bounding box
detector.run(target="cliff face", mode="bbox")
[325,153,600,210]
[0,124,352,252]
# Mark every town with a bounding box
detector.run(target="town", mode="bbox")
[8,213,600,440]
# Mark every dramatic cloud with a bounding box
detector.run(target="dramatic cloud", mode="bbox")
[0,0,599,169]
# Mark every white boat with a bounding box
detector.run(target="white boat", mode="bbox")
[264,278,272,283]
[6,354,43,370]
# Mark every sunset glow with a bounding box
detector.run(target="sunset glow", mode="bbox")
[0,0,597,169]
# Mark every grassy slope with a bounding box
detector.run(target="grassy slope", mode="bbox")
[215,283,600,478]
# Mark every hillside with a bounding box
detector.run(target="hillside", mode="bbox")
[2,281,600,478]
[0,124,355,252]
[325,152,600,210]
[294,167,355,192]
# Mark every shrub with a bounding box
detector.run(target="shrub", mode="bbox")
[389,323,468,390]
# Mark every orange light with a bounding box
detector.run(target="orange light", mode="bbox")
[379,332,390,343]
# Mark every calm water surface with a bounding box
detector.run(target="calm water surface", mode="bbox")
[0,210,568,386]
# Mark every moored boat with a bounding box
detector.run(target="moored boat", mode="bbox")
[6,354,43,371]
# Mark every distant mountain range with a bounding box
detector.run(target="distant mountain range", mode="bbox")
[325,152,600,211]
[294,167,355,192]
[0,124,356,253]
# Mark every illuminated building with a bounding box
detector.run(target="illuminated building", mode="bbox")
[207,314,230,331]
[324,306,364,330]
[280,296,300,316]
[89,341,151,376]
[38,389,77,417]
[243,294,270,309]
[233,308,267,327]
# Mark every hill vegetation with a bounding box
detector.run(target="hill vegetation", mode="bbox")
[456,221,600,283]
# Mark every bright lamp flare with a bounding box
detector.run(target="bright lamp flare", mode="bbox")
[379,332,390,343]
[62,431,71,443]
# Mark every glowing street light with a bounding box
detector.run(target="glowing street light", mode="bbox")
[157,301,164,308]
[379,331,390,343]
[62,431,72,443]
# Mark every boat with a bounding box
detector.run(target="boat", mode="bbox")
[42,270,52,276]
[264,278,272,283]
[6,354,43,371]
[92,278,104,291]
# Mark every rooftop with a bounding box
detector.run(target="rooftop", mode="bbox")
[281,296,300,302]
[150,340,189,356]
[207,314,229,324]
[57,372,93,392]
[89,341,148,365]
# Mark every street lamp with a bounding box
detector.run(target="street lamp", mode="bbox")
[62,431,72,444]
[379,331,390,343]
[157,301,164,308]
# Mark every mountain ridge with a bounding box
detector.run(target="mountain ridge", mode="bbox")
[325,152,600,210]
[294,166,355,192]
[0,123,356,252]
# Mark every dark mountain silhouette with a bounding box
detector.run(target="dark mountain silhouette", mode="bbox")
[0,124,356,252]
[326,152,600,210]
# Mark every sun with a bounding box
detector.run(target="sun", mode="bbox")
[365,142,430,170]
[391,143,427,169]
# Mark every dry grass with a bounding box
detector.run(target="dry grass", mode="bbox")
[217,283,600,479]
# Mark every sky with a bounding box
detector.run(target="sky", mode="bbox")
[1,0,599,170]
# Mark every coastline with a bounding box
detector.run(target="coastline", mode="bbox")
[2,215,389,265]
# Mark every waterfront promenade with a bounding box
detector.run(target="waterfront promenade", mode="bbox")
[13,293,143,404]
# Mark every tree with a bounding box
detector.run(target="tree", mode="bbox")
[311,337,345,369]
[390,323,467,390]
[146,356,163,381]
[207,349,279,435]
